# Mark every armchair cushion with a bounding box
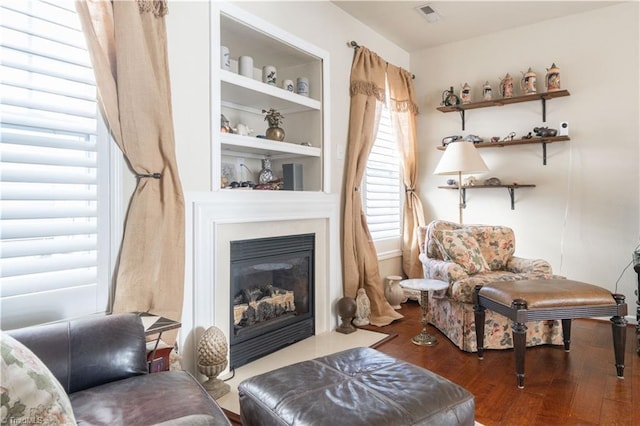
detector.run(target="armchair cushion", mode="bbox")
[470,226,515,270]
[434,229,489,275]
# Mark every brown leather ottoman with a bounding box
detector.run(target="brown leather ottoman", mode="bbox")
[473,279,627,388]
[238,347,475,425]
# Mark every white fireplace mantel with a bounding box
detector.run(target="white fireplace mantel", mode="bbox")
[181,190,342,373]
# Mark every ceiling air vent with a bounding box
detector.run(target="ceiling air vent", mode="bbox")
[416,4,442,23]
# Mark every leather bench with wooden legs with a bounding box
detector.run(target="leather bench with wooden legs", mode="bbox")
[473,279,627,389]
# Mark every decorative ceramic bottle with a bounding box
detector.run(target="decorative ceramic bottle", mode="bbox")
[258,159,274,184]
[385,275,404,309]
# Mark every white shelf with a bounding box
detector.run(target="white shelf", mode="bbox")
[220,70,321,114]
[212,3,330,192]
[220,133,321,158]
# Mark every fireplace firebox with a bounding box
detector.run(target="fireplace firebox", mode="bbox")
[229,233,315,368]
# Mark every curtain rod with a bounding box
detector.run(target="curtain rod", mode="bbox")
[348,41,415,79]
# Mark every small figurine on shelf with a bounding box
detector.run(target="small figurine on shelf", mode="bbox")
[482,81,493,101]
[460,82,472,104]
[520,67,537,94]
[499,73,514,98]
[545,63,561,92]
[441,87,461,107]
[220,114,231,133]
[533,127,558,137]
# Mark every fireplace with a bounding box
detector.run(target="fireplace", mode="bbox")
[229,233,315,368]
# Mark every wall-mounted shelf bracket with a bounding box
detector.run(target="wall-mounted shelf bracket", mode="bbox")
[459,109,466,131]
[541,98,547,122]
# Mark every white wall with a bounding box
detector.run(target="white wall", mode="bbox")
[412,2,639,319]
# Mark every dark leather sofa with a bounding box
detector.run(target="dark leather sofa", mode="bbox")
[7,313,231,425]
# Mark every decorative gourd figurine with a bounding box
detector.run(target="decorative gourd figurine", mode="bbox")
[499,73,514,98]
[482,81,493,101]
[459,82,472,104]
[545,63,561,92]
[384,275,404,309]
[520,67,537,94]
[441,87,460,107]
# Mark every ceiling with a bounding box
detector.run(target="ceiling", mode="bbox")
[331,1,622,52]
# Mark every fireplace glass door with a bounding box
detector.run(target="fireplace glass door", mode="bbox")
[229,233,314,368]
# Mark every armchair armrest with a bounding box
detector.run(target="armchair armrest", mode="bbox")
[419,253,468,284]
[506,256,553,275]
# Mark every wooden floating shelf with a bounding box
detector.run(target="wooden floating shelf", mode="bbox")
[437,136,570,150]
[438,184,536,210]
[436,90,570,113]
[437,89,570,130]
[437,136,570,165]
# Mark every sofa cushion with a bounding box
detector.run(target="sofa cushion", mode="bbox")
[435,229,489,275]
[1,334,76,426]
[70,371,230,425]
[469,226,515,270]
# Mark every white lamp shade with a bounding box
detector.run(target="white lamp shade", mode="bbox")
[433,142,489,175]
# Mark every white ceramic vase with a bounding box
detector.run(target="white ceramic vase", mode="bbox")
[385,275,404,309]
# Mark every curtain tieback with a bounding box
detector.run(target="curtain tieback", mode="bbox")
[405,188,415,193]
[137,172,162,179]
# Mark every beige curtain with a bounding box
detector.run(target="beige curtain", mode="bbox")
[76,0,184,341]
[343,47,403,326]
[387,65,425,279]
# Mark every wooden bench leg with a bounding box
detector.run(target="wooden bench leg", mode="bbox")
[473,285,485,359]
[512,299,528,389]
[561,319,572,352]
[611,294,627,378]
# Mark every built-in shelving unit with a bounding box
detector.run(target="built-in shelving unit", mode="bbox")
[211,3,330,192]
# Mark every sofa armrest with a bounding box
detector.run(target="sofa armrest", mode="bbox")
[506,256,553,275]
[7,313,148,394]
[419,253,468,283]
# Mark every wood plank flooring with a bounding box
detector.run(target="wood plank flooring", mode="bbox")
[371,301,639,426]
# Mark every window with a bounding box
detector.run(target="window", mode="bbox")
[363,103,402,257]
[0,0,120,329]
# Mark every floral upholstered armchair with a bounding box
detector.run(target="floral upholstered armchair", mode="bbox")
[417,220,565,352]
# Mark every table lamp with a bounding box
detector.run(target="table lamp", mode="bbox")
[434,142,489,224]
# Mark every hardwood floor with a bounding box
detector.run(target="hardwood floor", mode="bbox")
[370,301,639,426]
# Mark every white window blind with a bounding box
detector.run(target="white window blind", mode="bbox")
[1,0,113,329]
[363,104,402,244]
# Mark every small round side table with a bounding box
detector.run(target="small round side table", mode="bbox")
[400,278,449,346]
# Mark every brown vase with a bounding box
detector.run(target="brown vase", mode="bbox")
[266,126,285,141]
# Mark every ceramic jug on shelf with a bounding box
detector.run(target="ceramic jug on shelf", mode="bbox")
[498,73,514,98]
[385,275,404,309]
[520,67,537,94]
